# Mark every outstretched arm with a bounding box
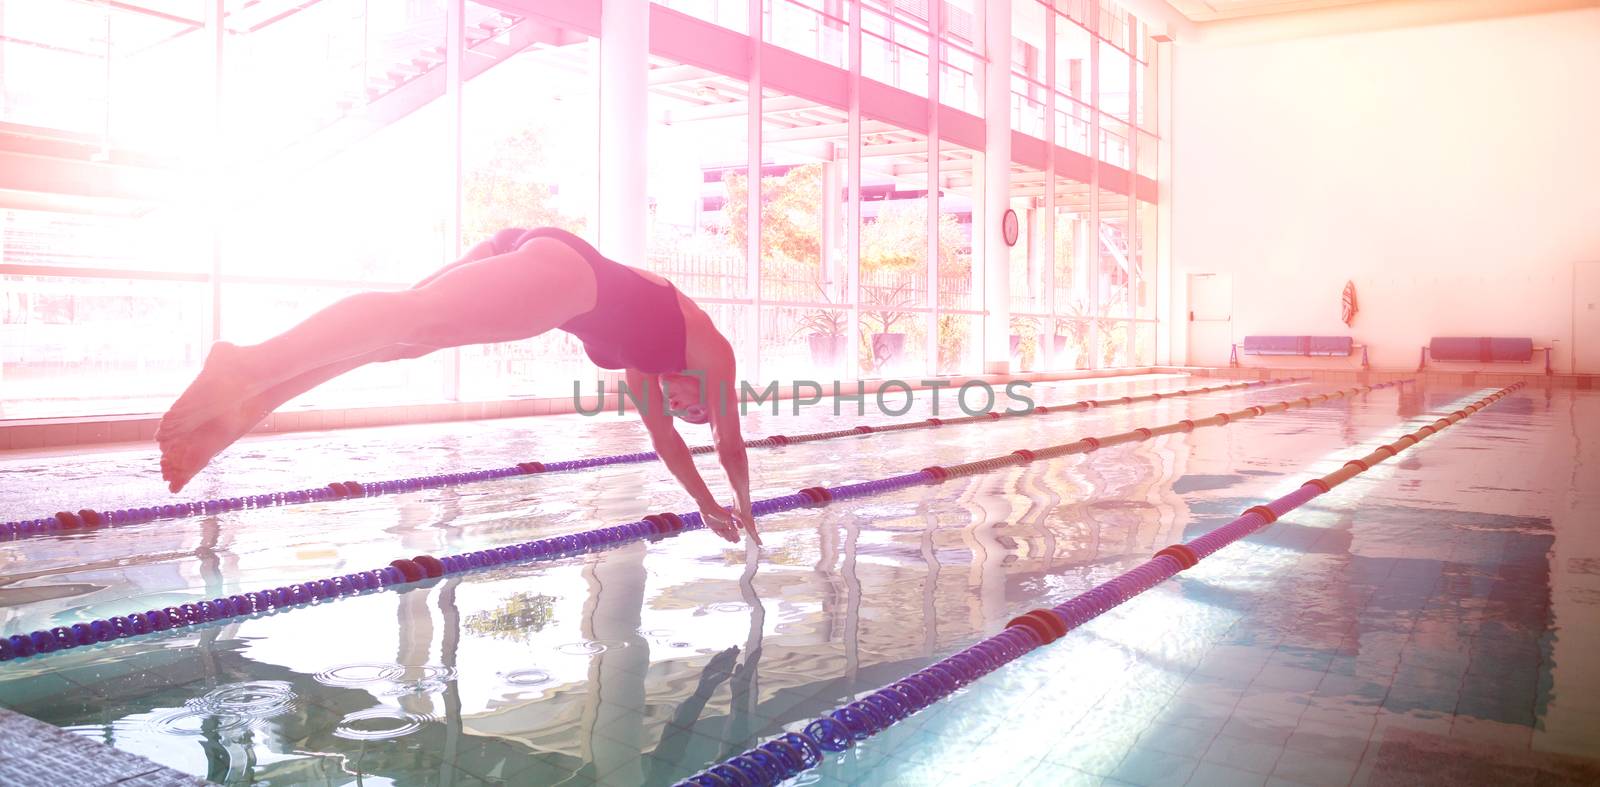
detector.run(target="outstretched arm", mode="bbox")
[626,368,743,543]
[705,359,757,545]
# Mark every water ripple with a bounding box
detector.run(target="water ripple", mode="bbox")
[333,707,436,741]
[556,641,608,656]
[313,663,406,687]
[149,681,296,735]
[501,668,553,686]
[313,663,457,692]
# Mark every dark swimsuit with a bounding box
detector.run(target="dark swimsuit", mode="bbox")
[490,227,688,375]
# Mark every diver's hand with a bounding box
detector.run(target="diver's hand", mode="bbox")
[698,500,761,545]
[733,504,761,546]
[698,499,740,542]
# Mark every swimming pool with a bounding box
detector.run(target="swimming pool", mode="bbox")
[2,373,1596,786]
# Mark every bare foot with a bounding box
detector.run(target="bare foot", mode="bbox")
[158,342,258,442]
[159,403,266,493]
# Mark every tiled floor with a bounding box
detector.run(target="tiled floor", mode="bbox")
[0,375,1596,785]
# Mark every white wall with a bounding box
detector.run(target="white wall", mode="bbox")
[1169,7,1600,371]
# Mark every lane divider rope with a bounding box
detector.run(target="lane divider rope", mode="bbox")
[675,382,1522,787]
[0,379,1396,664]
[1,377,1309,541]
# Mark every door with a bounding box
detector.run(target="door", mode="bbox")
[1577,262,1600,373]
[1187,273,1233,367]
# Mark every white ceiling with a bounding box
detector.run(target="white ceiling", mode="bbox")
[1164,0,1388,22]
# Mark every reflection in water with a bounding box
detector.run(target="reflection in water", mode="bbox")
[462,591,557,642]
[2,378,1590,785]
[646,644,738,785]
[720,545,767,759]
[582,542,649,785]
[842,511,862,687]
[920,510,941,658]
[437,576,464,785]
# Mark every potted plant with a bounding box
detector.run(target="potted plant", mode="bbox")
[1053,305,1090,369]
[936,313,970,374]
[861,279,913,374]
[783,267,850,370]
[796,307,847,368]
[856,200,944,376]
[1010,316,1041,370]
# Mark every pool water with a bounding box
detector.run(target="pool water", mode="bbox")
[2,374,1597,786]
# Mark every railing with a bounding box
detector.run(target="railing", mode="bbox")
[766,0,850,69]
[861,8,930,97]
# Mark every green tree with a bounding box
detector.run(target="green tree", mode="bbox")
[860,201,969,373]
[722,164,824,276]
[718,165,977,374]
[462,127,586,245]
[724,164,838,343]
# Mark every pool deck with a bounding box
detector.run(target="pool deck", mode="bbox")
[0,706,210,786]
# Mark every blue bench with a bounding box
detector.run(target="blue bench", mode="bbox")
[1419,337,1551,375]
[1231,335,1369,369]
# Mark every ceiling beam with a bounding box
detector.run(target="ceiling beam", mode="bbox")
[660,95,820,124]
[648,64,713,85]
[860,141,934,158]
[889,160,1048,179]
[764,120,893,143]
[0,187,153,217]
[108,1,202,27]
[774,141,838,163]
[0,148,187,204]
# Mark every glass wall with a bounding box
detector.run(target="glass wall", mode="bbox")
[1011,1,1049,140]
[222,14,456,409]
[656,0,750,33]
[0,0,211,151]
[937,144,980,375]
[0,271,208,418]
[769,0,850,69]
[1133,193,1156,364]
[1,0,1162,418]
[1053,176,1093,370]
[457,30,600,401]
[939,0,982,113]
[1055,12,1094,155]
[1095,171,1132,370]
[1008,165,1046,372]
[1032,0,1157,372]
[646,65,748,302]
[645,59,754,382]
[856,128,930,378]
[758,92,848,381]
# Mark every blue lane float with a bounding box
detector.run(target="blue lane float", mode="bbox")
[0,378,1309,542]
[0,473,939,663]
[0,379,1395,664]
[675,382,1519,787]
